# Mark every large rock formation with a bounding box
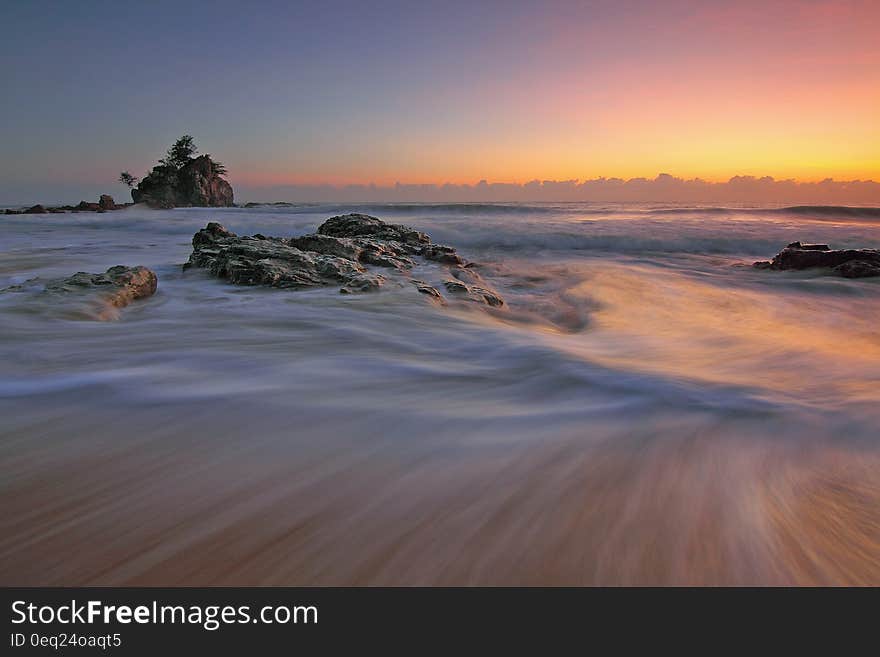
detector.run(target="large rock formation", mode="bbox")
[2,265,158,320]
[185,213,504,306]
[754,242,880,278]
[176,155,235,207]
[132,155,233,208]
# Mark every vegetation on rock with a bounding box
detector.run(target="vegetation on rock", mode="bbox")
[123,135,234,208]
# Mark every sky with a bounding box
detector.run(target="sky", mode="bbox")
[1,0,878,203]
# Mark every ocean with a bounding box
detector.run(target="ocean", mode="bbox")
[1,202,878,584]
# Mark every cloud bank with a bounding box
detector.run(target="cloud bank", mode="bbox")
[238,174,880,204]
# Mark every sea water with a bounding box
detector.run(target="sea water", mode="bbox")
[1,202,878,584]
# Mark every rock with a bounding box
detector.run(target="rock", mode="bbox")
[411,280,444,302]
[132,155,234,208]
[45,264,157,304]
[443,279,470,294]
[318,213,429,246]
[786,241,829,251]
[422,244,465,265]
[131,165,178,208]
[186,214,505,307]
[754,242,880,278]
[443,279,504,306]
[186,223,382,291]
[2,265,158,320]
[176,155,234,207]
[834,260,880,278]
[6,196,124,216]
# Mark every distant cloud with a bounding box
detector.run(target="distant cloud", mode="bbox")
[239,174,880,204]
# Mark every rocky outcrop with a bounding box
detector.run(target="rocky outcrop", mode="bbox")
[130,165,178,208]
[754,241,880,278]
[176,155,235,207]
[186,222,383,291]
[317,213,430,245]
[185,214,505,306]
[5,196,129,215]
[132,155,234,208]
[2,265,157,320]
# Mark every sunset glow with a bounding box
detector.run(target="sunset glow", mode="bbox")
[2,0,878,202]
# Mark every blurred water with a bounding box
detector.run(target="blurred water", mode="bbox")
[1,202,879,584]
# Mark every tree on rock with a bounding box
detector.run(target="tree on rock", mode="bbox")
[161,135,198,171]
[118,171,138,188]
[206,157,227,177]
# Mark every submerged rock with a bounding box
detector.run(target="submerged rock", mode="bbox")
[186,214,505,307]
[443,279,504,306]
[411,280,444,302]
[754,242,880,278]
[834,260,880,278]
[45,266,157,306]
[2,265,157,320]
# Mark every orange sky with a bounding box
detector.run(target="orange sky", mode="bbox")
[236,0,880,187]
[2,0,879,201]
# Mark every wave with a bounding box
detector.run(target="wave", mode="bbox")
[771,205,880,218]
[236,202,880,223]
[649,205,880,221]
[238,202,570,216]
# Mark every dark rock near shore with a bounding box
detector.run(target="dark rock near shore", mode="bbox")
[44,266,158,305]
[186,214,505,306]
[317,213,430,245]
[99,194,116,210]
[187,221,383,291]
[443,279,505,306]
[24,204,47,214]
[2,265,157,320]
[754,242,880,278]
[834,260,880,278]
